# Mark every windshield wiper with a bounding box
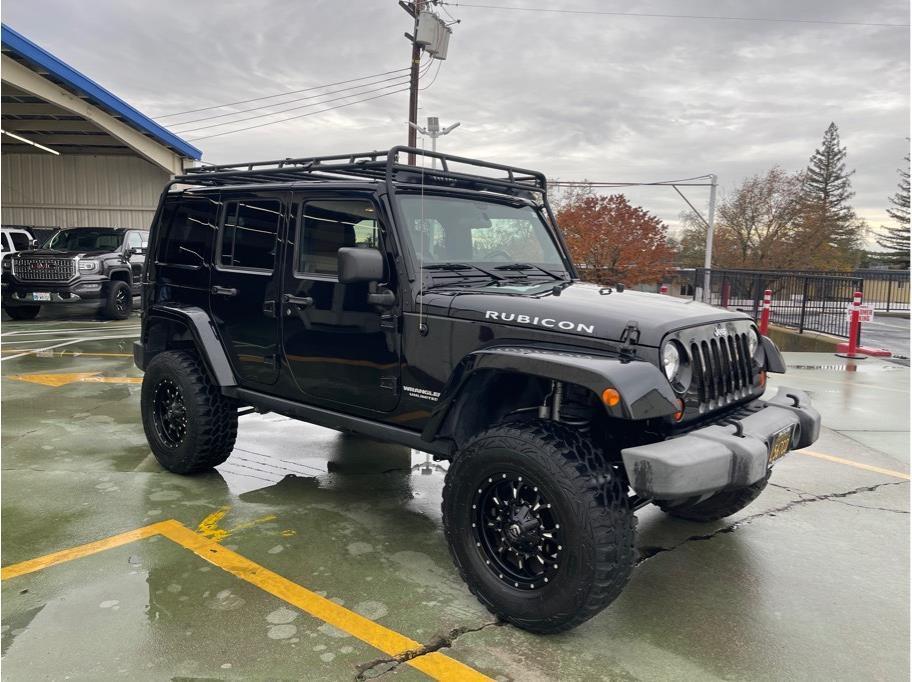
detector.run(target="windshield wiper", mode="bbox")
[423,262,506,281]
[493,263,565,281]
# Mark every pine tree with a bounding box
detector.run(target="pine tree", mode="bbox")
[875,153,910,269]
[797,122,863,268]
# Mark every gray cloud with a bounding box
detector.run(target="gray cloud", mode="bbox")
[3,0,908,236]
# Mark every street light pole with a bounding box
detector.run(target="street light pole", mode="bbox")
[409,117,461,168]
[702,173,718,303]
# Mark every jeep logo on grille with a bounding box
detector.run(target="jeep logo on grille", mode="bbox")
[712,325,728,338]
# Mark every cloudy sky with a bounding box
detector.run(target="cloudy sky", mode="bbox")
[3,0,909,238]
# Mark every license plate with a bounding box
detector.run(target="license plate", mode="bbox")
[31,292,51,301]
[768,427,793,464]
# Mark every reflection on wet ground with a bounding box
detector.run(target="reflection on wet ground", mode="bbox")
[1,316,909,680]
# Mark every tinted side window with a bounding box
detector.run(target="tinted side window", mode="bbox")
[9,233,30,250]
[1,234,10,252]
[219,200,282,271]
[298,200,379,276]
[158,197,220,266]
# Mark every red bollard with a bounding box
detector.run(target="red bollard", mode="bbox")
[721,281,731,308]
[759,289,772,335]
[836,291,866,360]
[659,284,668,295]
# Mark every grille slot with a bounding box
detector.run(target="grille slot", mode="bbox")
[13,258,75,281]
[688,331,755,413]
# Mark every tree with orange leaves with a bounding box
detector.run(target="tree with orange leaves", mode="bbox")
[555,187,675,286]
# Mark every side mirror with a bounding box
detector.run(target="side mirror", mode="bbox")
[338,247,384,284]
[141,240,149,248]
[128,246,147,257]
[29,239,38,248]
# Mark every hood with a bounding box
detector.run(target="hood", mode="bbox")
[14,248,113,259]
[444,280,749,347]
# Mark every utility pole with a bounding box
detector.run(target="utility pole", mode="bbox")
[702,174,718,303]
[401,0,425,165]
[409,116,460,168]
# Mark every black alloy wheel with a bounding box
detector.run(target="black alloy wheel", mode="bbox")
[473,472,561,590]
[152,378,187,448]
[113,286,130,315]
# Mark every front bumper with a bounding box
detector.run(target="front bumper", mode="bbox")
[621,387,820,499]
[2,278,107,305]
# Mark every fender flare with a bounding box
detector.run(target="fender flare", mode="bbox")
[104,267,133,284]
[422,344,679,442]
[141,304,236,387]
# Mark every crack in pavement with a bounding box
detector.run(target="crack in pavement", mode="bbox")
[769,481,910,514]
[637,480,909,566]
[354,620,503,680]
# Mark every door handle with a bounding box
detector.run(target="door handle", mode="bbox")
[211,285,238,297]
[284,294,314,309]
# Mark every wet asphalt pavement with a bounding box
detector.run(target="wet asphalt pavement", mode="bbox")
[1,309,909,680]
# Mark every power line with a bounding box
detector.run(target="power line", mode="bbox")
[170,72,417,128]
[187,87,411,142]
[175,79,414,134]
[153,66,411,120]
[439,1,909,28]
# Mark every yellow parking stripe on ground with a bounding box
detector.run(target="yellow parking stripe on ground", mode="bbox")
[798,450,911,480]
[0,520,493,682]
[5,372,142,386]
[0,522,169,580]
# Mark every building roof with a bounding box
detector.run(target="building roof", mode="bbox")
[1,24,201,160]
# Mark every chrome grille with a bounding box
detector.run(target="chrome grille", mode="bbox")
[13,257,75,281]
[688,331,754,412]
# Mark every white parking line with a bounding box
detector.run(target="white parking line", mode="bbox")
[1,325,140,337]
[0,334,141,362]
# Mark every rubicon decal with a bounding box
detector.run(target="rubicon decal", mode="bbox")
[485,311,595,335]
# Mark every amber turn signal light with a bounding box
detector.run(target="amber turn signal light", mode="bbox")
[673,399,685,422]
[758,370,767,387]
[602,388,621,407]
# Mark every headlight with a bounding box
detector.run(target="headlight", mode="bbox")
[748,328,760,357]
[662,342,681,381]
[78,260,98,272]
[2,259,11,270]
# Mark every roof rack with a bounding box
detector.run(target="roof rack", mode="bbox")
[174,147,548,199]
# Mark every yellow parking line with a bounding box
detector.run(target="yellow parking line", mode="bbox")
[798,450,911,480]
[0,520,492,681]
[0,521,169,580]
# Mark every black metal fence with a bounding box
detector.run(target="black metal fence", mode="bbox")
[683,268,910,340]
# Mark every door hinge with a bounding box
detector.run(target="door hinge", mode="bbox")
[380,313,397,330]
[380,376,398,391]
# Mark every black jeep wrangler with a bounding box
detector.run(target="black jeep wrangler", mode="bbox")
[135,148,820,633]
[2,226,147,320]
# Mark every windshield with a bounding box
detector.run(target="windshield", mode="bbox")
[396,195,566,270]
[44,228,123,252]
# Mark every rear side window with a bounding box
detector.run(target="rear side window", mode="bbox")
[219,199,282,271]
[157,196,220,267]
[9,232,30,250]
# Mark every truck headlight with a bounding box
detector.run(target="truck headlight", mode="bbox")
[662,342,681,381]
[78,260,98,272]
[748,328,760,357]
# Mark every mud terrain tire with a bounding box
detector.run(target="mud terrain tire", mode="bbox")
[442,419,636,634]
[141,350,237,474]
[657,472,771,522]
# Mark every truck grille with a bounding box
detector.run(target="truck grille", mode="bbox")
[13,258,76,281]
[688,332,755,412]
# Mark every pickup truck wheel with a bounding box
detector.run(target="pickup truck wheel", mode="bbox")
[104,280,132,319]
[657,471,771,522]
[4,305,40,320]
[141,350,237,474]
[442,419,636,634]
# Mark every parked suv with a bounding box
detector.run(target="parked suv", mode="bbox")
[135,148,820,633]
[1,227,35,264]
[2,226,147,320]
